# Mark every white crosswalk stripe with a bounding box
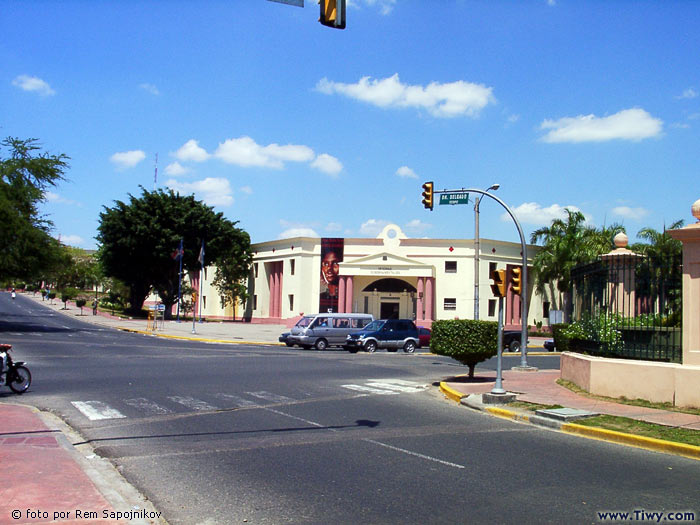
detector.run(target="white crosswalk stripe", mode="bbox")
[167,396,219,411]
[214,393,260,407]
[341,379,428,395]
[123,397,172,415]
[341,384,399,395]
[245,391,295,403]
[71,400,126,421]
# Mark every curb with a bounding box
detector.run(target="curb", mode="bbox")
[439,383,700,462]
[115,327,283,346]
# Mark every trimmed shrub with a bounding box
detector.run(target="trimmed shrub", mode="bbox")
[76,298,87,314]
[431,319,498,378]
[551,323,570,353]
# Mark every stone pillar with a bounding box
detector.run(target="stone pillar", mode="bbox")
[416,278,424,321]
[345,276,354,313]
[268,268,275,318]
[601,233,641,318]
[425,277,434,321]
[668,199,700,366]
[338,277,346,313]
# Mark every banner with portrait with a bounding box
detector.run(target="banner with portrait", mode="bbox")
[319,238,344,313]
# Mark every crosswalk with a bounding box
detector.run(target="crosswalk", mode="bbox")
[70,379,429,421]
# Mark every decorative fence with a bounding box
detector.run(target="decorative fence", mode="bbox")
[569,252,682,363]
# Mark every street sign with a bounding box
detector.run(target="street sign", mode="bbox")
[439,193,470,205]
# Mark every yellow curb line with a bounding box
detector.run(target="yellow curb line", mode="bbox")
[115,327,282,346]
[562,423,700,461]
[438,382,465,403]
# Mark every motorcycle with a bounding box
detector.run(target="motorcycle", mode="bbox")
[0,344,31,394]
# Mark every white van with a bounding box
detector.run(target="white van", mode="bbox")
[285,313,374,350]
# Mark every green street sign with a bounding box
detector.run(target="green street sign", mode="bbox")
[439,193,470,205]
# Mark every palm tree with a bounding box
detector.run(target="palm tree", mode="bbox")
[530,209,622,319]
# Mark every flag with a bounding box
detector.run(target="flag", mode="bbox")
[171,239,184,261]
[198,240,205,267]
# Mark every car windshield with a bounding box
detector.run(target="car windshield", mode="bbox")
[363,320,385,331]
[295,316,314,328]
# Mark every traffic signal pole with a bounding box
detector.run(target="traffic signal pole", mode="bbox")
[432,187,533,369]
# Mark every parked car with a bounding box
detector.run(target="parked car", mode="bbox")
[502,331,522,352]
[345,319,420,354]
[544,339,555,352]
[418,327,431,348]
[285,313,374,350]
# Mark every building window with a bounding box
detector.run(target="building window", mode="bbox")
[254,263,259,278]
[543,301,550,319]
[445,261,457,273]
[204,268,208,280]
[203,296,206,309]
[444,298,456,310]
[489,262,497,275]
[289,294,294,311]
[290,259,295,276]
[488,299,496,317]
[253,294,258,310]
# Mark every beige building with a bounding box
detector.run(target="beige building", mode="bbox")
[196,224,550,329]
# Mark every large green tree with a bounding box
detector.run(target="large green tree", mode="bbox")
[97,187,252,316]
[0,137,69,282]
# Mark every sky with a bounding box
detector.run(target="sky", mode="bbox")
[2,0,699,250]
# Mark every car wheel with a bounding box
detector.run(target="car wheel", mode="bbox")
[403,341,416,354]
[508,339,521,352]
[315,338,328,351]
[364,341,377,353]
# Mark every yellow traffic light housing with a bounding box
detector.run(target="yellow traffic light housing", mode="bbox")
[490,269,506,297]
[511,266,522,295]
[421,181,434,211]
[319,0,346,29]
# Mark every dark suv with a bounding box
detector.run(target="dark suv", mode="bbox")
[345,319,420,354]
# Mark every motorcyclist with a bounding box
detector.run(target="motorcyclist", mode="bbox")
[0,344,9,385]
[11,288,16,299]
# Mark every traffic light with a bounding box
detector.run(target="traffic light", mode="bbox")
[319,0,346,29]
[490,269,506,297]
[511,266,522,295]
[421,181,434,211]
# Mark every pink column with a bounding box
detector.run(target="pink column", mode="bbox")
[338,276,346,313]
[425,277,434,321]
[269,268,276,319]
[345,276,354,313]
[277,263,283,318]
[416,278,425,321]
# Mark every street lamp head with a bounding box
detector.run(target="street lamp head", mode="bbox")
[488,184,500,192]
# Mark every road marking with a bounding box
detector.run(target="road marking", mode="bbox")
[167,396,219,411]
[214,393,260,407]
[341,384,400,395]
[365,380,428,393]
[71,401,126,421]
[123,397,172,415]
[362,438,465,469]
[245,391,295,403]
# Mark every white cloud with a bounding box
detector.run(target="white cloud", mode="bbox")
[311,153,343,176]
[504,203,588,227]
[166,177,233,207]
[540,108,663,143]
[139,83,160,95]
[403,219,431,234]
[174,139,210,162]
[316,74,495,118]
[57,234,85,246]
[45,192,81,206]
[278,227,320,239]
[359,219,391,236]
[611,206,650,221]
[12,75,55,96]
[396,166,418,179]
[325,222,343,232]
[165,162,189,176]
[676,88,698,100]
[355,0,396,15]
[214,136,314,169]
[110,150,146,169]
[239,185,253,195]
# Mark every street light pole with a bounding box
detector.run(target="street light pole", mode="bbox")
[474,184,499,320]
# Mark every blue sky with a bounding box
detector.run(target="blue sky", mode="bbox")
[3,1,699,249]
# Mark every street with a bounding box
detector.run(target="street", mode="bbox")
[2,294,698,524]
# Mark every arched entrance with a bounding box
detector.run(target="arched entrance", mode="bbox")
[361,278,417,319]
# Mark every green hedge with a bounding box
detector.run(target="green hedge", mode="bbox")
[552,323,570,352]
[431,319,498,377]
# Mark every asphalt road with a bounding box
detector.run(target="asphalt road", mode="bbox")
[2,293,698,524]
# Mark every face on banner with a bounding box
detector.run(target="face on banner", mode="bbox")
[319,238,344,313]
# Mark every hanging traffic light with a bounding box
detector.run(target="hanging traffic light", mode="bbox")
[511,266,522,295]
[490,269,506,297]
[319,0,346,29]
[421,181,434,211]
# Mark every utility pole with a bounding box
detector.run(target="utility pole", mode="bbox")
[473,184,499,320]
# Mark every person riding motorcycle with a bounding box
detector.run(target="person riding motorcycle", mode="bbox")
[11,288,16,299]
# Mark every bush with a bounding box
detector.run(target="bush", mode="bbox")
[552,323,570,353]
[431,319,498,378]
[75,298,87,314]
[561,314,623,354]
